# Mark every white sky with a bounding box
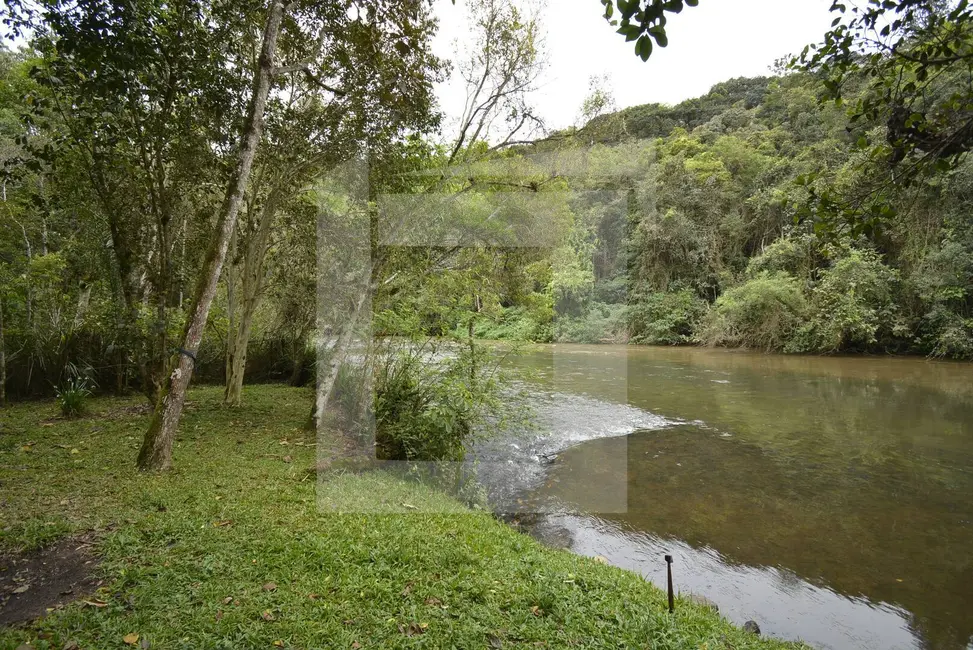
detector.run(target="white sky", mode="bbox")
[432,0,836,135]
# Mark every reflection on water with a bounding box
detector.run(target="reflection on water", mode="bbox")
[496,345,973,650]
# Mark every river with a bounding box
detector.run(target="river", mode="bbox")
[474,344,973,650]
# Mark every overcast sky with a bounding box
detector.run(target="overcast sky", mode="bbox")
[432,0,836,136]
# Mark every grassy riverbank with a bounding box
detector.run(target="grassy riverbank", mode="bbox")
[0,385,804,649]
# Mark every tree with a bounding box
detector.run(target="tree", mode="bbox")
[222,0,442,407]
[447,0,546,162]
[137,0,289,470]
[797,1,973,234]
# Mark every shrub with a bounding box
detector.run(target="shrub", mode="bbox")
[373,342,525,462]
[912,238,973,359]
[554,302,628,343]
[704,271,807,351]
[746,234,817,282]
[791,248,901,353]
[629,289,708,345]
[55,377,92,418]
[472,305,553,343]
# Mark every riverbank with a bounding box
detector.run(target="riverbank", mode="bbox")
[0,385,804,649]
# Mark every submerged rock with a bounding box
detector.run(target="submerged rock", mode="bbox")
[743,620,761,635]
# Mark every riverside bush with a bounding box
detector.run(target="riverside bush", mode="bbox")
[373,342,524,462]
[704,271,807,351]
[629,288,708,345]
[790,248,901,353]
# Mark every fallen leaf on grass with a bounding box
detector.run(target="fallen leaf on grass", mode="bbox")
[212,520,233,527]
[400,582,413,597]
[530,605,542,617]
[82,599,108,608]
[263,582,277,592]
[122,633,139,645]
[273,641,284,648]
[351,643,361,649]
[222,596,234,605]
[261,610,276,621]
[423,597,442,606]
[12,584,30,594]
[282,455,292,463]
[401,503,417,510]
[308,593,319,600]
[398,622,427,637]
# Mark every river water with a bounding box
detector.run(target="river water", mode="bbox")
[475,344,973,650]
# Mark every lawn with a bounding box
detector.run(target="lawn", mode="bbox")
[0,385,806,649]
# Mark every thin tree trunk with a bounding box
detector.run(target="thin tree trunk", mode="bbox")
[224,225,240,396]
[224,191,282,406]
[0,296,6,408]
[137,0,287,471]
[312,287,369,429]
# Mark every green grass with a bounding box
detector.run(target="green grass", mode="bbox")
[0,385,806,650]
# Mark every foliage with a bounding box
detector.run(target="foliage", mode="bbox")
[555,302,628,344]
[792,247,902,354]
[704,272,808,352]
[472,305,553,343]
[55,376,92,418]
[798,1,973,235]
[629,289,708,345]
[599,0,700,61]
[373,342,521,463]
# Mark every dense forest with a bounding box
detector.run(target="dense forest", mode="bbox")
[0,0,971,467]
[428,69,973,359]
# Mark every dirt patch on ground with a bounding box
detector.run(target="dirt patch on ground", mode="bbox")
[0,537,102,626]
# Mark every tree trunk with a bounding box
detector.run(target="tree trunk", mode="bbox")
[224,225,241,398]
[224,191,282,406]
[288,346,305,386]
[137,0,287,471]
[0,296,6,408]
[312,286,369,430]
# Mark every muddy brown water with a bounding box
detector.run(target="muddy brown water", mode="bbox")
[479,344,973,650]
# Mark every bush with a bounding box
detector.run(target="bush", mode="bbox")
[912,238,973,359]
[472,306,553,343]
[373,342,524,462]
[629,289,708,345]
[704,271,807,351]
[790,248,901,353]
[746,234,817,282]
[55,377,92,418]
[554,302,628,343]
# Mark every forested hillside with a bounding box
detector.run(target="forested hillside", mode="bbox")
[390,70,973,359]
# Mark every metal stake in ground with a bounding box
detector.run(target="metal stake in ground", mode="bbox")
[665,554,674,613]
